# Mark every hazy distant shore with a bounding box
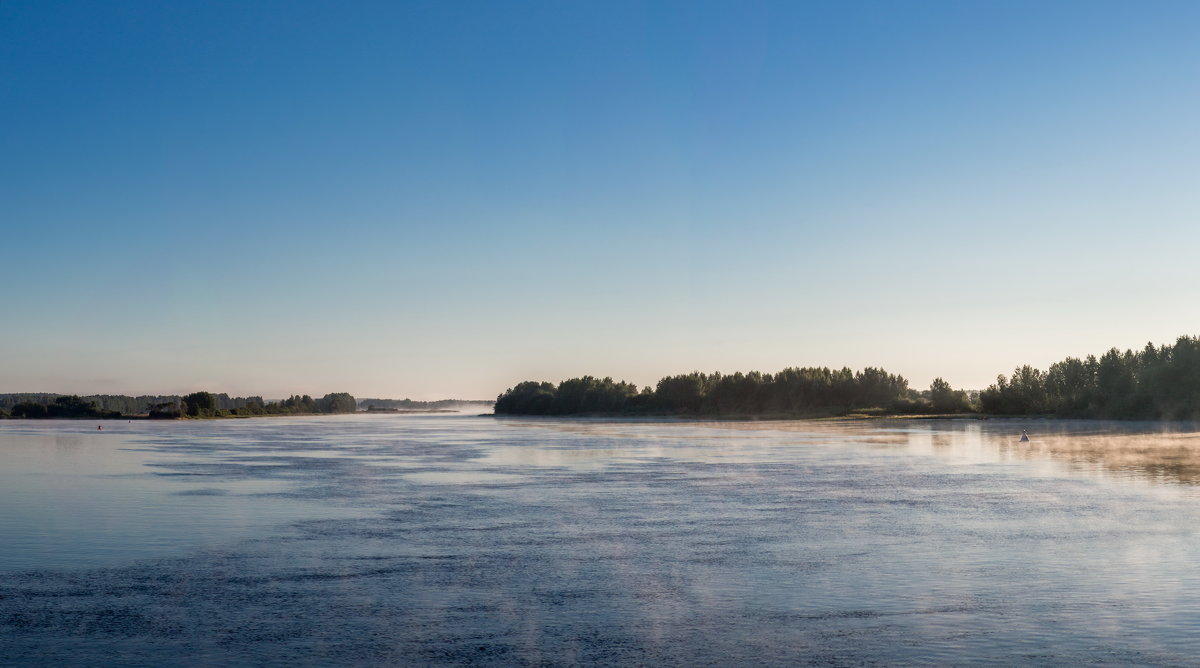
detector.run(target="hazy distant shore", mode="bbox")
[0,392,493,421]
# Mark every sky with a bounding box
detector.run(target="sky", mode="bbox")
[3,0,1200,400]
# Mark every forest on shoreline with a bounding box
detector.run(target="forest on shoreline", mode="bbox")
[0,392,495,421]
[495,335,1200,421]
[0,392,357,420]
[6,335,1200,422]
[978,335,1200,420]
[494,368,966,418]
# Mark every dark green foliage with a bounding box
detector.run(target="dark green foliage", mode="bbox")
[184,391,218,417]
[278,394,316,413]
[50,395,118,418]
[10,402,49,418]
[979,335,1200,419]
[498,381,558,414]
[2,391,357,419]
[1,394,62,414]
[855,367,909,408]
[495,366,914,417]
[244,393,357,416]
[0,394,195,415]
[319,393,357,414]
[554,377,640,414]
[655,373,708,413]
[707,372,767,414]
[10,396,117,419]
[232,397,266,416]
[929,378,970,413]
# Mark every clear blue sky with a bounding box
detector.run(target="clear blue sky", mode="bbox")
[3,1,1199,399]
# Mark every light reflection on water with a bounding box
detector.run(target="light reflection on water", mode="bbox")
[477,417,1195,505]
[3,415,1200,665]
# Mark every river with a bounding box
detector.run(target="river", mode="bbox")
[3,414,1200,666]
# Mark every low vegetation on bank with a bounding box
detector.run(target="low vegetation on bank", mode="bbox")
[1,395,123,420]
[164,392,358,418]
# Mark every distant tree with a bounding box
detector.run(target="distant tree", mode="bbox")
[975,334,1200,419]
[149,401,182,419]
[854,367,909,409]
[654,373,708,413]
[278,394,317,413]
[318,393,357,413]
[497,363,914,417]
[184,391,217,417]
[707,371,768,414]
[773,367,836,411]
[234,397,266,416]
[494,381,557,415]
[47,395,105,418]
[929,378,969,413]
[7,396,114,419]
[11,402,48,418]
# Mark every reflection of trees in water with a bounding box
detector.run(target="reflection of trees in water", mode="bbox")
[991,431,1200,485]
[908,420,1200,486]
[981,335,1200,420]
[512,417,1200,487]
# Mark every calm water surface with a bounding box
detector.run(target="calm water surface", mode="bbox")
[3,414,1200,666]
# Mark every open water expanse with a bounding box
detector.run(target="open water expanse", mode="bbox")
[5,415,1200,666]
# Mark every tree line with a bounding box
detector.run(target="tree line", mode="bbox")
[495,367,970,417]
[9,334,1200,421]
[0,393,183,416]
[5,395,123,419]
[979,335,1200,419]
[0,392,357,419]
[169,392,359,418]
[496,335,1200,420]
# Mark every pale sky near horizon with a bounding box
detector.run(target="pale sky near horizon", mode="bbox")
[3,1,1200,400]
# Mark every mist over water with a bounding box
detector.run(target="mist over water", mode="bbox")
[4,415,1200,665]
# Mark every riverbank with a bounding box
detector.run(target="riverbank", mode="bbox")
[489,409,989,421]
[2,409,485,421]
